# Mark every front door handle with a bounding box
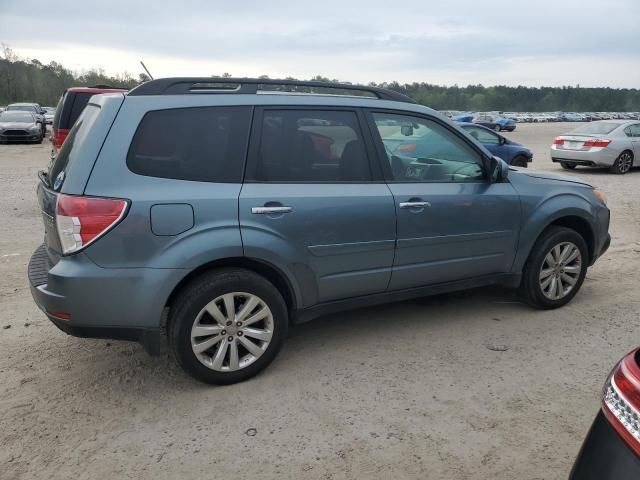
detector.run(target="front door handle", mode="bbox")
[251,206,293,215]
[399,201,431,209]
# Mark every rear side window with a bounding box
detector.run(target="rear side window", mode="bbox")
[127,106,252,183]
[249,110,371,182]
[68,92,93,127]
[52,94,65,130]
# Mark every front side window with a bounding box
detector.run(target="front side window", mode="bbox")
[127,106,252,182]
[251,110,371,182]
[464,126,500,145]
[372,112,485,183]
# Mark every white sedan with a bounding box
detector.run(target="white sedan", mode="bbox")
[550,120,640,174]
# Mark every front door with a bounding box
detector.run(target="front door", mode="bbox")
[367,110,521,291]
[239,107,396,307]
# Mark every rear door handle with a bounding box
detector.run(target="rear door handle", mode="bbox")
[399,201,431,209]
[251,206,293,215]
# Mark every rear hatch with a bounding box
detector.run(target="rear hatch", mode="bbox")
[38,93,125,266]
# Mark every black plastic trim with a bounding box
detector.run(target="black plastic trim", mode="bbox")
[48,317,162,356]
[294,273,521,323]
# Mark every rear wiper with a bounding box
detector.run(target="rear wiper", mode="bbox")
[38,170,50,187]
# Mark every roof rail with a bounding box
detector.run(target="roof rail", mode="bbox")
[127,77,417,104]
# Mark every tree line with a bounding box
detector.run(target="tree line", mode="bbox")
[1,46,638,112]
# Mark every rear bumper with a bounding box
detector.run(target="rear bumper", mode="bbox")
[570,411,640,479]
[550,146,619,167]
[28,244,184,355]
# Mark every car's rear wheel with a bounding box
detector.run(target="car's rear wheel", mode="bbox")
[169,268,288,385]
[610,151,633,174]
[560,162,577,170]
[511,155,528,168]
[520,226,588,309]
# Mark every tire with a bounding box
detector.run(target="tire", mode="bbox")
[519,226,588,309]
[511,155,528,168]
[560,162,576,170]
[494,124,502,132]
[610,150,633,174]
[169,268,289,385]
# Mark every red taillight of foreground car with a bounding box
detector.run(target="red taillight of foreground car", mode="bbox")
[553,138,564,145]
[584,139,611,148]
[56,194,129,255]
[53,128,70,150]
[602,349,640,457]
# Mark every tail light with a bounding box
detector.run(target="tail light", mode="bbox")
[553,138,564,145]
[584,139,611,148]
[602,349,640,456]
[56,194,129,255]
[53,128,70,150]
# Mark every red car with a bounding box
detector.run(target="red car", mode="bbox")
[51,85,127,158]
[570,347,640,479]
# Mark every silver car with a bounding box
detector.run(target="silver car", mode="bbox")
[551,120,640,174]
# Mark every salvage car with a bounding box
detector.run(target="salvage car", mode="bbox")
[29,78,610,385]
[0,110,44,143]
[457,122,532,167]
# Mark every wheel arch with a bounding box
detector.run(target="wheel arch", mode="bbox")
[164,257,299,321]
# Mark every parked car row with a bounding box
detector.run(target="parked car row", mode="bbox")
[445,111,640,124]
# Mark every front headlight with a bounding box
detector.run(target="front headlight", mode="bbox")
[30,125,41,132]
[593,189,607,206]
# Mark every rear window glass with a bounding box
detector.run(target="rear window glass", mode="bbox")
[572,122,620,135]
[48,104,101,187]
[68,93,93,127]
[127,106,252,183]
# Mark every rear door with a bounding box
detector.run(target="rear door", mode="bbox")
[367,110,521,290]
[239,107,396,306]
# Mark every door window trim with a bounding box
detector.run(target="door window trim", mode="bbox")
[363,108,492,184]
[243,106,385,184]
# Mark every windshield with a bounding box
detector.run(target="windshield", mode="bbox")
[0,112,33,122]
[7,105,35,112]
[572,122,620,135]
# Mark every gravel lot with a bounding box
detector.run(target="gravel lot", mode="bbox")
[1,123,639,480]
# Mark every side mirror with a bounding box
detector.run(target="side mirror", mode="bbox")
[490,156,509,182]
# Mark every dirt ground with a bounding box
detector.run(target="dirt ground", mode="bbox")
[1,122,639,480]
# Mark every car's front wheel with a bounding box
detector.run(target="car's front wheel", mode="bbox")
[169,268,288,384]
[520,226,588,309]
[494,125,502,132]
[610,151,633,174]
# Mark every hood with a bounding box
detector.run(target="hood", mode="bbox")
[511,168,593,187]
[0,121,37,128]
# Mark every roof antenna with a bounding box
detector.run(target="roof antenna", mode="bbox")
[140,61,154,80]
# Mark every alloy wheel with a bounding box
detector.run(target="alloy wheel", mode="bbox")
[617,152,633,174]
[539,242,582,300]
[190,292,274,372]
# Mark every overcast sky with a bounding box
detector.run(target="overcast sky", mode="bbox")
[1,0,639,88]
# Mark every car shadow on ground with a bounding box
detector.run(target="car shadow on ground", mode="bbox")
[55,284,527,393]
